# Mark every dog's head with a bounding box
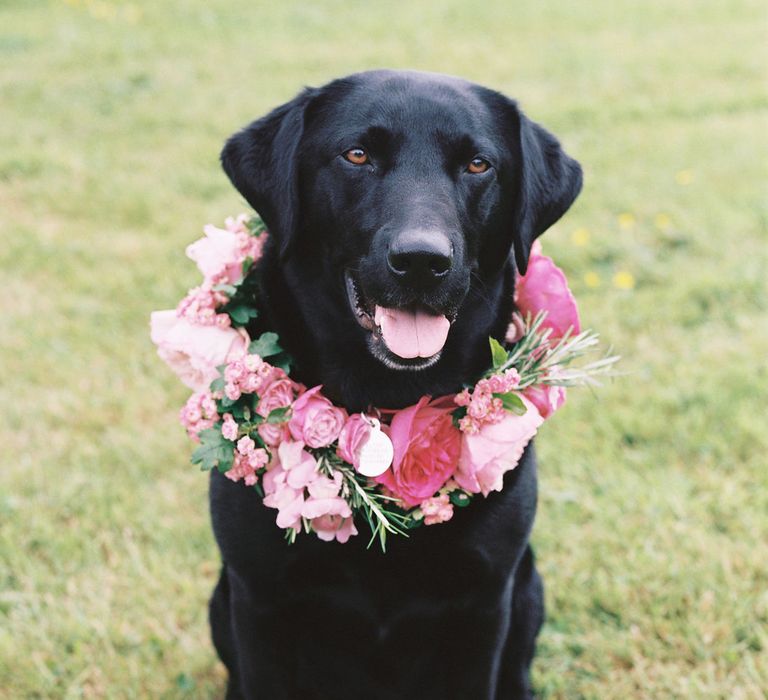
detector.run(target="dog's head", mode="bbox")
[222,70,581,373]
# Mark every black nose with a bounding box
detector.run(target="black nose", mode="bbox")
[387,229,453,286]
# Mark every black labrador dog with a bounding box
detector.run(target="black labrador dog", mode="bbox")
[210,69,582,699]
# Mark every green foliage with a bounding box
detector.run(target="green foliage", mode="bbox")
[191,429,234,473]
[489,336,508,369]
[1,0,766,697]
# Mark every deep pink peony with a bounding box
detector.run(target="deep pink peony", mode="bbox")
[288,386,347,448]
[150,310,248,391]
[375,397,461,507]
[336,414,373,469]
[522,383,566,419]
[455,395,544,496]
[515,250,580,341]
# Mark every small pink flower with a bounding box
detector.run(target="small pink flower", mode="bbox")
[420,493,454,526]
[221,414,238,441]
[309,513,358,543]
[150,310,248,392]
[505,312,526,344]
[515,251,580,341]
[288,386,347,448]
[336,414,373,469]
[236,435,255,455]
[179,391,219,439]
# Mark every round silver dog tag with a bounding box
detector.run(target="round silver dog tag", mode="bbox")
[357,418,394,477]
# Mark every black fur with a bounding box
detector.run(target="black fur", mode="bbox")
[211,69,581,699]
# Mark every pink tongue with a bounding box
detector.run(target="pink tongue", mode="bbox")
[374,306,451,359]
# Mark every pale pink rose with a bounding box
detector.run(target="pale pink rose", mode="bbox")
[522,383,566,419]
[455,395,544,496]
[515,252,580,341]
[150,310,249,391]
[186,224,243,284]
[256,378,298,418]
[336,414,373,468]
[375,397,461,507]
[257,422,290,447]
[288,386,347,448]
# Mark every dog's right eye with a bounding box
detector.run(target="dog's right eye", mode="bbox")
[343,148,369,165]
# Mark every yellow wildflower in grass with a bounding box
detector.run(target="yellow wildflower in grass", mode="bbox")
[675,169,694,185]
[618,213,636,230]
[583,271,601,288]
[654,213,672,230]
[571,227,590,246]
[613,270,636,290]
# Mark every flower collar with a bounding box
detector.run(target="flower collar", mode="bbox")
[151,214,617,550]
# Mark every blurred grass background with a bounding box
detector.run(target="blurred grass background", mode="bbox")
[1,0,767,697]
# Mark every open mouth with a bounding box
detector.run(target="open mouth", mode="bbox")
[345,271,454,370]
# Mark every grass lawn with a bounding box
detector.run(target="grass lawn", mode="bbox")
[1,0,766,697]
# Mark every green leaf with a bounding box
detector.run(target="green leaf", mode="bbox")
[241,257,254,276]
[248,332,282,359]
[227,304,259,326]
[191,428,235,473]
[493,391,527,415]
[268,351,293,372]
[489,336,508,369]
[266,406,291,424]
[449,490,472,508]
[451,406,467,429]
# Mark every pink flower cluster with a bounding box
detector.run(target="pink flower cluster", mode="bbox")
[179,391,219,439]
[224,435,269,486]
[262,442,357,543]
[454,369,522,434]
[176,285,231,327]
[420,494,454,526]
[224,354,287,402]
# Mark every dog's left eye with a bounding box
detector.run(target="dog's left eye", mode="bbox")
[467,157,491,174]
[344,148,369,165]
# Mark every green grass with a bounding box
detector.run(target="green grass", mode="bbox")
[1,0,767,697]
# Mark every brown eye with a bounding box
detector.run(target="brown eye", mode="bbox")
[467,157,490,174]
[344,148,369,165]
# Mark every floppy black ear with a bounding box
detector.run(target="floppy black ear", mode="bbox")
[220,88,315,259]
[511,109,583,275]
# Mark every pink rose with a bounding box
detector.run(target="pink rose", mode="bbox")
[336,414,373,469]
[257,422,290,447]
[455,395,544,496]
[515,251,580,341]
[185,224,243,284]
[256,378,299,418]
[522,383,566,419]
[375,397,461,507]
[288,386,347,448]
[150,310,249,391]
